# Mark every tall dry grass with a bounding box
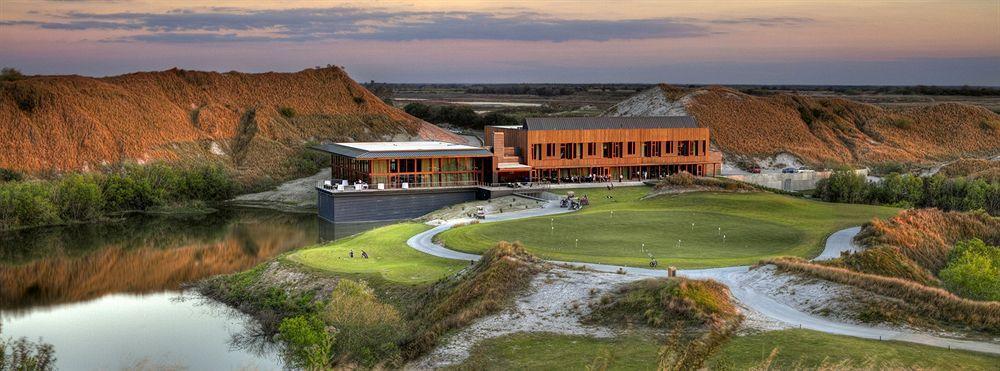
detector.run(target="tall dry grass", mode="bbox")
[764,257,1000,333]
[854,209,1000,274]
[672,85,1000,166]
[0,67,459,178]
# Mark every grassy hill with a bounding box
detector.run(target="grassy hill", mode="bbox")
[0,67,458,184]
[607,84,1000,167]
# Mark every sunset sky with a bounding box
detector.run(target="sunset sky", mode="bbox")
[1,0,998,84]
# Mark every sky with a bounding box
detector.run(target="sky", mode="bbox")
[1,0,998,85]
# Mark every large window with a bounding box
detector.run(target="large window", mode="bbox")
[678,141,690,156]
[603,142,623,158]
[532,144,542,160]
[602,142,612,158]
[587,143,596,157]
[627,142,636,156]
[643,141,662,157]
[546,143,556,158]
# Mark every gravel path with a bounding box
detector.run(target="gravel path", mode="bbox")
[406,201,1000,356]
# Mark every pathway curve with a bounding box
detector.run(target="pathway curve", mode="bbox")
[406,201,1000,355]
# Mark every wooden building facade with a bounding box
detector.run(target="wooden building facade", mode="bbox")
[485,117,722,183]
[312,142,492,189]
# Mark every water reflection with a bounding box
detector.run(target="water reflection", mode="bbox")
[0,208,390,312]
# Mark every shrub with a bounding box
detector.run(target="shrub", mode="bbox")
[0,181,60,230]
[54,174,103,221]
[278,315,333,370]
[0,67,24,82]
[939,239,1000,301]
[322,279,406,367]
[1,323,56,371]
[100,172,161,212]
[5,83,43,112]
[279,106,296,118]
[0,168,23,182]
[815,167,867,203]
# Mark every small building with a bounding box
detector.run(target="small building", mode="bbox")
[485,117,722,183]
[311,141,493,189]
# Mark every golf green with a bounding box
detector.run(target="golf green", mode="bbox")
[438,188,898,268]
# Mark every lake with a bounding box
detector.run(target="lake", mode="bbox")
[0,208,389,370]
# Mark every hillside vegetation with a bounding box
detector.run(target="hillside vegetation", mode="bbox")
[0,67,457,183]
[607,84,1000,166]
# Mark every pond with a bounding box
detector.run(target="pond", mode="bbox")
[0,208,389,370]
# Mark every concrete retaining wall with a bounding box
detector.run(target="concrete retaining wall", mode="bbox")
[317,187,482,222]
[723,169,869,191]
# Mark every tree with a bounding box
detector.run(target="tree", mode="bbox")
[939,238,1000,301]
[0,67,24,82]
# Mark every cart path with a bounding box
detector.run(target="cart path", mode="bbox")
[406,201,1000,355]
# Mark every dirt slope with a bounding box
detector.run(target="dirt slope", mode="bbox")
[0,67,458,180]
[606,84,1000,166]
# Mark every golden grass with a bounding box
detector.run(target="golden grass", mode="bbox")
[854,209,1000,273]
[0,67,459,181]
[764,257,1000,333]
[670,85,1000,166]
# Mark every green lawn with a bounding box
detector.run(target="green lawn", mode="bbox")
[708,329,1000,370]
[449,333,660,371]
[438,187,899,268]
[450,330,1000,370]
[288,223,466,284]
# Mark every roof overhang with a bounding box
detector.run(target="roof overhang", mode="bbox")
[310,141,493,159]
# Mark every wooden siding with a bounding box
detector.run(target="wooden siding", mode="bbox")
[524,128,714,168]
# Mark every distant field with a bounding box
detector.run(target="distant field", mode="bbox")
[451,330,1000,370]
[438,187,898,268]
[289,223,465,284]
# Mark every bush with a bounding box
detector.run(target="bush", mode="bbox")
[815,167,867,203]
[54,174,103,221]
[0,168,23,182]
[278,315,333,370]
[0,67,24,82]
[322,279,406,367]
[279,107,296,118]
[101,172,161,212]
[1,323,56,371]
[0,182,60,230]
[939,239,1000,301]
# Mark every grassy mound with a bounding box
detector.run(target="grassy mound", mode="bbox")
[589,278,739,328]
[854,209,1000,275]
[674,85,1000,166]
[0,67,458,185]
[404,241,543,359]
[289,223,465,284]
[588,277,743,371]
[439,188,897,268]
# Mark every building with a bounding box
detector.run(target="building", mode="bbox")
[311,141,493,188]
[311,116,722,222]
[485,117,722,183]
[310,141,493,222]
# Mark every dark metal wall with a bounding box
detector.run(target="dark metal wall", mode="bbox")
[317,188,483,222]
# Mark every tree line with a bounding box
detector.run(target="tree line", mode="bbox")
[403,102,520,129]
[0,163,235,231]
[815,169,999,214]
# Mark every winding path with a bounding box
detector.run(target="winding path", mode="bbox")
[407,201,1000,355]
